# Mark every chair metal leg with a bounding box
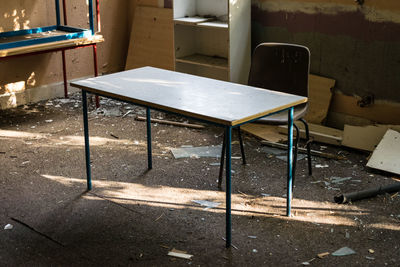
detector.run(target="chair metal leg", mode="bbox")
[299,118,312,175]
[237,127,246,165]
[292,123,300,188]
[218,133,226,189]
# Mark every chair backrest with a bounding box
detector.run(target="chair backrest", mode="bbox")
[248,43,310,98]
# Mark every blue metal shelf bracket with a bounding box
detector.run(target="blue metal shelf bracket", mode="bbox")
[55,0,61,26]
[89,0,94,34]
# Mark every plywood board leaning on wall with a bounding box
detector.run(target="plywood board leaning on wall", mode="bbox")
[342,124,400,151]
[367,129,400,175]
[329,92,400,125]
[125,6,174,71]
[305,74,335,124]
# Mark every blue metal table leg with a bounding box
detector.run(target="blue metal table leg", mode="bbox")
[82,90,92,191]
[286,107,294,216]
[225,126,232,248]
[146,107,152,170]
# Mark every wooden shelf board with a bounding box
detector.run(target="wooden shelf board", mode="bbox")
[197,21,228,29]
[174,16,213,25]
[175,54,228,70]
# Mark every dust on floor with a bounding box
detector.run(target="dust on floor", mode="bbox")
[0,94,399,266]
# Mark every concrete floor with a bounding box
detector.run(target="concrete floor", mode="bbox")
[0,95,399,266]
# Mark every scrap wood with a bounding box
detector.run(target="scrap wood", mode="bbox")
[342,124,400,151]
[155,213,164,221]
[317,252,330,258]
[241,123,286,143]
[168,248,193,260]
[278,123,342,146]
[305,74,336,124]
[366,129,400,175]
[260,140,346,160]
[136,116,205,129]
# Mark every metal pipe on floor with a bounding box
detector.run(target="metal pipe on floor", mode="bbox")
[334,183,400,204]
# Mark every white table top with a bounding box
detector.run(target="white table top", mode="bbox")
[71,67,307,126]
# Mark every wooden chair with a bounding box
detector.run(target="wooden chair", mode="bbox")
[218,43,312,189]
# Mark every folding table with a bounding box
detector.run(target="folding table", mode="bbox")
[71,66,307,248]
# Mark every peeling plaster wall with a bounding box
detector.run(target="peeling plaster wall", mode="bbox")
[252,0,400,103]
[0,0,131,107]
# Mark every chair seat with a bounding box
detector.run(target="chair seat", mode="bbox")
[256,103,308,125]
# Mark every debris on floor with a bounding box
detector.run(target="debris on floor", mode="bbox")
[167,248,193,260]
[315,164,329,168]
[331,247,356,256]
[171,145,222,159]
[260,140,345,160]
[191,200,221,210]
[261,146,307,161]
[334,183,400,204]
[136,116,205,129]
[317,252,330,258]
[94,107,122,117]
[276,154,307,162]
[366,129,400,175]
[4,224,13,230]
[301,258,315,265]
[330,177,353,184]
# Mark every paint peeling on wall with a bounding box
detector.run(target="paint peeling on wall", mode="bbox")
[252,0,400,23]
[252,6,400,42]
[251,0,400,103]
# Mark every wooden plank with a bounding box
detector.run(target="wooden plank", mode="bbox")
[174,16,213,25]
[260,140,346,160]
[329,92,400,125]
[241,124,286,143]
[125,6,174,71]
[278,122,343,145]
[175,54,228,70]
[197,21,228,29]
[305,74,335,124]
[136,0,164,7]
[342,124,400,151]
[326,111,374,129]
[175,62,229,82]
[367,129,400,175]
